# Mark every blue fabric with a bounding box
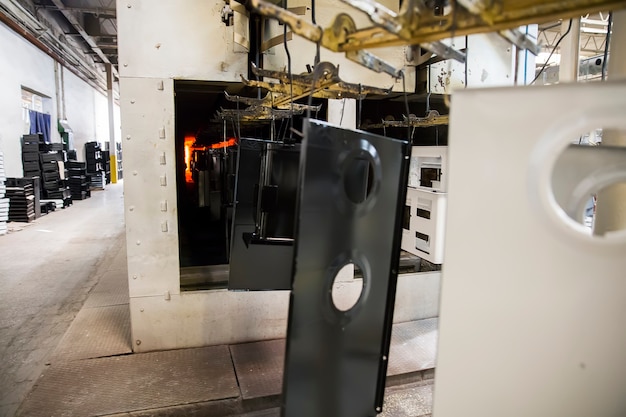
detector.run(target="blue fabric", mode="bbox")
[28,110,51,143]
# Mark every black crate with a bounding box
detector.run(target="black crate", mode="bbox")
[40,143,64,152]
[22,152,39,162]
[40,153,62,163]
[23,161,40,172]
[66,161,86,169]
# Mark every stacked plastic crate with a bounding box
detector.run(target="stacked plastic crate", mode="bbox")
[0,151,8,235]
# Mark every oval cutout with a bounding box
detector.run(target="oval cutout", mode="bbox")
[550,128,626,237]
[331,263,363,312]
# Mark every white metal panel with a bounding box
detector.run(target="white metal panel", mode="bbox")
[433,82,626,417]
[428,33,516,94]
[261,0,414,92]
[408,146,448,191]
[117,0,248,81]
[402,188,447,264]
[327,98,356,129]
[130,271,440,351]
[120,77,180,298]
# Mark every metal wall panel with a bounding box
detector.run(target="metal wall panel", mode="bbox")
[428,32,518,94]
[117,0,248,80]
[283,120,409,417]
[130,271,438,351]
[433,81,626,417]
[121,77,180,299]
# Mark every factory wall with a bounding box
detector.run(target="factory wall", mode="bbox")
[0,20,120,177]
[0,20,58,177]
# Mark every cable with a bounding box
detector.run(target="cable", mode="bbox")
[602,12,613,81]
[532,19,573,85]
[311,0,320,65]
[464,35,468,88]
[339,98,346,127]
[357,84,363,129]
[401,71,410,143]
[283,0,293,140]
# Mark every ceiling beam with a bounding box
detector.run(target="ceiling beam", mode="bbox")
[49,0,118,78]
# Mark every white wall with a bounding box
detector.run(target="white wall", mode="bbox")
[0,20,121,175]
[64,68,121,160]
[0,21,58,177]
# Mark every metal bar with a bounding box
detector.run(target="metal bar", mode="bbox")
[335,0,626,52]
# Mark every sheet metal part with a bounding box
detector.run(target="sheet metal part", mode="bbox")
[283,119,410,417]
[228,138,299,291]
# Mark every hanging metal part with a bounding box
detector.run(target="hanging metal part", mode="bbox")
[361,110,449,129]
[218,106,307,121]
[249,0,402,78]
[283,119,409,417]
[299,0,626,53]
[250,0,324,41]
[498,28,541,55]
[346,50,404,77]
[224,91,321,112]
[242,62,392,101]
[420,41,467,63]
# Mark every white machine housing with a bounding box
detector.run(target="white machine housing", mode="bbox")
[402,146,448,264]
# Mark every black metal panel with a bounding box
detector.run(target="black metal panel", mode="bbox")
[228,138,300,291]
[282,120,409,417]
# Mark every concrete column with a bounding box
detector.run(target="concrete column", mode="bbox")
[106,64,117,183]
[593,10,626,236]
[559,18,581,83]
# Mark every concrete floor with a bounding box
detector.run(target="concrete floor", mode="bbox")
[0,182,125,417]
[1,180,437,417]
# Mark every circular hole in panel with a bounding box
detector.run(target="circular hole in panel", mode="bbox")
[331,263,363,312]
[343,154,374,204]
[550,128,626,237]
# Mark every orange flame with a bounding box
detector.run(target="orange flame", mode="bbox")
[184,135,195,183]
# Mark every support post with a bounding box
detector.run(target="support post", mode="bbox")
[559,18,581,82]
[106,63,117,183]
